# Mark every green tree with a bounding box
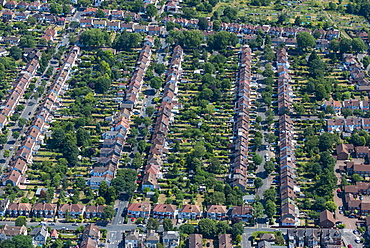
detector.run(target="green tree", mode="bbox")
[179,224,195,234]
[264,161,274,174]
[263,187,277,202]
[95,76,112,94]
[324,201,337,212]
[154,63,165,75]
[216,221,229,235]
[198,17,209,30]
[96,196,106,205]
[50,3,62,14]
[100,206,114,221]
[150,76,162,89]
[213,20,221,31]
[183,30,203,49]
[198,219,216,238]
[146,4,157,17]
[231,221,244,239]
[252,154,263,165]
[252,201,264,222]
[339,38,352,54]
[318,132,336,151]
[18,118,27,127]
[147,217,159,230]
[76,128,91,147]
[75,177,86,190]
[329,40,339,52]
[12,131,20,139]
[96,8,106,18]
[352,173,364,183]
[163,218,173,231]
[9,46,22,60]
[254,177,263,188]
[114,32,142,51]
[15,216,27,227]
[146,106,155,117]
[296,31,316,50]
[99,180,109,197]
[12,235,32,248]
[265,200,276,218]
[352,38,367,53]
[80,29,110,47]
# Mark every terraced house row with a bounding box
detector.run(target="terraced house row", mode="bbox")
[279,114,299,226]
[0,58,40,130]
[141,45,183,191]
[1,201,105,219]
[127,202,252,222]
[276,49,299,226]
[230,46,251,192]
[277,48,293,115]
[1,46,80,187]
[89,44,152,189]
[323,99,370,113]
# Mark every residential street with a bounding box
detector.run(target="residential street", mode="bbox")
[0,32,70,170]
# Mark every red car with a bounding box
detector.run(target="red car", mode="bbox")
[131,217,135,222]
[348,244,353,248]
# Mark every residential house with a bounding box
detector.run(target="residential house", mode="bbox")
[80,18,93,28]
[50,229,58,239]
[343,99,361,110]
[6,203,31,217]
[125,229,142,248]
[163,231,180,248]
[82,224,100,240]
[3,37,20,45]
[4,0,17,9]
[229,205,252,222]
[178,205,201,220]
[0,199,9,217]
[28,2,41,10]
[32,203,57,218]
[152,204,176,219]
[2,10,13,20]
[189,234,203,248]
[321,229,342,247]
[58,204,85,218]
[319,210,335,228]
[2,170,23,186]
[326,29,340,40]
[17,1,28,9]
[93,20,106,29]
[0,225,27,241]
[336,143,354,160]
[84,205,105,219]
[346,162,370,177]
[323,100,341,113]
[107,21,120,31]
[127,202,151,218]
[80,237,98,248]
[206,205,227,220]
[143,230,160,248]
[30,226,49,246]
[345,182,370,196]
[219,234,232,248]
[355,146,370,158]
